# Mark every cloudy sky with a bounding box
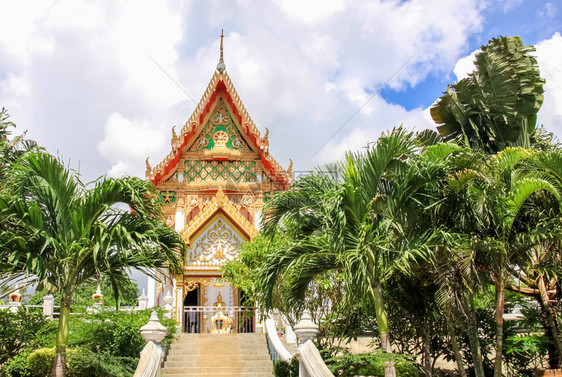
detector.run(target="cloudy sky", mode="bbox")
[1,0,561,182]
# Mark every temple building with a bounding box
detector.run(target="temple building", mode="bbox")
[144,32,291,333]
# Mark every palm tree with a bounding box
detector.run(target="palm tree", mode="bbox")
[430,36,545,153]
[504,149,562,368]
[440,147,561,377]
[259,129,443,377]
[0,152,185,377]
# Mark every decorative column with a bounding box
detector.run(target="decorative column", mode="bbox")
[175,286,183,323]
[140,311,168,345]
[138,289,149,310]
[293,311,319,377]
[147,270,157,308]
[8,291,23,313]
[285,317,297,344]
[43,294,55,317]
[91,285,103,313]
[163,289,173,318]
[136,311,168,377]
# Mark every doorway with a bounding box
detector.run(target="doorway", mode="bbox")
[183,285,200,333]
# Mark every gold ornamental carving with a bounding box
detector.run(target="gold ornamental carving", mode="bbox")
[183,277,229,298]
[188,218,242,266]
[181,187,258,243]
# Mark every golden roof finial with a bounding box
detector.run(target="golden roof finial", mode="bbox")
[145,157,152,177]
[216,29,226,74]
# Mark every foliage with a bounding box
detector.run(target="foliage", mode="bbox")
[326,351,419,377]
[431,36,545,153]
[67,308,176,357]
[65,348,136,377]
[504,334,549,375]
[4,347,136,377]
[0,307,47,366]
[3,351,32,377]
[28,275,140,308]
[222,234,290,312]
[0,151,186,375]
[273,358,299,377]
[1,308,175,377]
[26,348,55,377]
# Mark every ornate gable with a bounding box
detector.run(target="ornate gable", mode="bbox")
[145,70,292,189]
[181,188,258,244]
[188,99,253,154]
[186,215,246,270]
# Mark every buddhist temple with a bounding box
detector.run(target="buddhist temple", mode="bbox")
[145,31,291,333]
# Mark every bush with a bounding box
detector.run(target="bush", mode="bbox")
[274,360,291,377]
[273,358,299,377]
[66,348,136,377]
[4,348,136,377]
[0,307,47,365]
[326,351,419,377]
[2,308,176,377]
[26,348,54,377]
[67,308,176,358]
[4,351,32,377]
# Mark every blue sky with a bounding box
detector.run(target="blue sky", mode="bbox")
[0,0,560,182]
[382,1,562,111]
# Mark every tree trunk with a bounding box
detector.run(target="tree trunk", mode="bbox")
[52,292,71,377]
[445,313,468,377]
[538,275,562,368]
[465,292,485,377]
[422,319,433,377]
[493,273,505,377]
[373,285,396,377]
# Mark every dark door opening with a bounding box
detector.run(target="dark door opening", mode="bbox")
[238,289,255,333]
[183,285,200,333]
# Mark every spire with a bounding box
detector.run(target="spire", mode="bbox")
[216,29,226,74]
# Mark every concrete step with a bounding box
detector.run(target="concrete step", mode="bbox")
[166,354,271,362]
[161,333,273,377]
[162,371,273,377]
[163,360,273,368]
[162,366,273,373]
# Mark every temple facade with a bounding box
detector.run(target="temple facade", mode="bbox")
[145,33,291,333]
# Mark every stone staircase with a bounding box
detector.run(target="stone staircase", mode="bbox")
[162,333,274,376]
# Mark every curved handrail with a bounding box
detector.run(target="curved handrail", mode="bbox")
[133,341,164,377]
[295,339,334,377]
[264,318,292,361]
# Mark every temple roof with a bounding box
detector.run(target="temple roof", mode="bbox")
[146,46,291,188]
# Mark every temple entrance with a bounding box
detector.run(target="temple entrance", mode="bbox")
[183,285,200,333]
[181,282,256,333]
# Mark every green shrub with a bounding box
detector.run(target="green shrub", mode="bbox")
[273,358,299,377]
[326,351,419,377]
[66,348,136,377]
[67,308,176,358]
[274,360,291,377]
[4,351,32,377]
[26,348,55,377]
[0,307,47,365]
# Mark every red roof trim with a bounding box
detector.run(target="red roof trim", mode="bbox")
[151,76,287,188]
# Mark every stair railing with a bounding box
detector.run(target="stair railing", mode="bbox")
[133,311,167,377]
[265,311,334,377]
[264,316,292,362]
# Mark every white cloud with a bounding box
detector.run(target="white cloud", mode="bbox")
[537,2,558,19]
[274,0,347,23]
[498,0,523,13]
[98,112,166,178]
[536,32,562,136]
[0,0,487,179]
[454,49,478,81]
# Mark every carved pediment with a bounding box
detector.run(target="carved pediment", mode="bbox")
[186,215,245,269]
